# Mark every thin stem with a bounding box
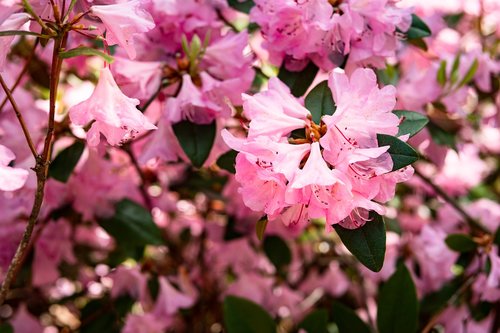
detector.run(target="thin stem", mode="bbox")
[22,0,50,32]
[0,39,39,113]
[414,168,489,234]
[62,0,78,23]
[0,75,38,158]
[0,32,68,306]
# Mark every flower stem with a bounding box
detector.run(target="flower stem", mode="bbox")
[0,33,68,305]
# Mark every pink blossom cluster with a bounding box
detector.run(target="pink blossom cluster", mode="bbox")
[251,0,412,71]
[224,68,412,229]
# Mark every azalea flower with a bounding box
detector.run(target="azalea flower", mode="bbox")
[69,67,157,147]
[0,144,29,192]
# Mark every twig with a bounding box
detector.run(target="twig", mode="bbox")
[0,33,68,305]
[414,168,489,234]
[0,74,38,158]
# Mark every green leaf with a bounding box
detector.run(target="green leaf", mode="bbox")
[393,110,429,138]
[450,54,461,85]
[377,134,419,171]
[445,234,477,252]
[216,150,237,173]
[457,59,478,88]
[0,30,50,38]
[331,302,371,333]
[333,212,386,272]
[420,279,461,317]
[98,199,163,247]
[256,216,268,241]
[377,64,399,86]
[437,60,447,87]
[427,121,457,149]
[0,323,13,333]
[223,296,276,333]
[408,38,428,51]
[377,264,419,333]
[278,61,319,97]
[263,235,292,269]
[227,0,255,13]
[406,14,431,39]
[172,120,216,168]
[298,309,329,333]
[48,141,85,183]
[59,46,114,63]
[305,80,336,123]
[80,296,134,333]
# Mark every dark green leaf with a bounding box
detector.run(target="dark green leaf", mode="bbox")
[98,199,163,247]
[406,14,431,39]
[298,309,329,333]
[420,279,461,317]
[437,60,447,87]
[263,235,292,269]
[227,0,255,14]
[377,264,418,333]
[256,216,268,241]
[494,228,500,246]
[333,212,386,272]
[377,134,419,171]
[393,110,429,138]
[305,80,336,123]
[278,61,319,97]
[445,234,477,252]
[49,141,85,183]
[172,120,216,168]
[0,323,13,333]
[427,122,457,149]
[59,46,114,63]
[80,296,134,333]
[216,150,237,174]
[223,296,276,333]
[332,302,371,333]
[408,38,428,51]
[457,59,478,88]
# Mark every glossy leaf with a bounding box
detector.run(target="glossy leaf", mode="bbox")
[227,0,254,13]
[393,110,429,138]
[445,234,477,252]
[223,296,276,333]
[48,141,85,183]
[333,212,386,272]
[427,122,457,149]
[305,80,336,123]
[377,264,419,333]
[377,134,419,171]
[406,14,431,39]
[59,46,114,63]
[332,302,371,333]
[457,59,478,88]
[298,309,329,333]
[172,120,216,168]
[98,199,163,247]
[278,61,319,97]
[216,149,237,174]
[263,235,292,269]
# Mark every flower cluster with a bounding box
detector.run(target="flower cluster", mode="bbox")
[224,68,412,229]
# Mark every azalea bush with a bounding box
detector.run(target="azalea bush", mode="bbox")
[0,0,498,332]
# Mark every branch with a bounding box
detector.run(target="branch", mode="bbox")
[414,168,489,234]
[0,33,68,305]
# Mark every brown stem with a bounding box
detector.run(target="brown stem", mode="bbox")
[414,168,489,234]
[0,33,67,305]
[0,74,38,158]
[0,39,39,113]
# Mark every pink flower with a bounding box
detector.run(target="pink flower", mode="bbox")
[69,67,157,147]
[0,12,30,72]
[153,277,195,316]
[0,144,29,191]
[123,313,169,333]
[91,0,155,59]
[224,67,410,229]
